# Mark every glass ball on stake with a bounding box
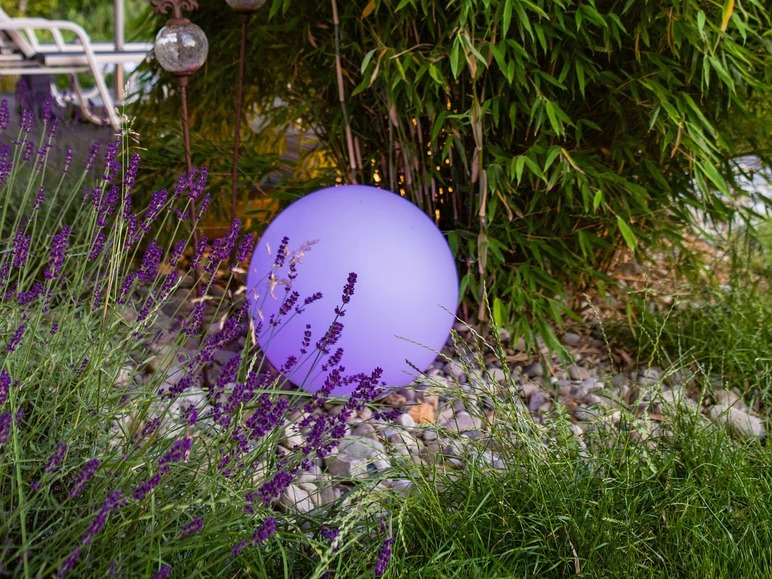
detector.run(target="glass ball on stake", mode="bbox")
[150,0,208,174]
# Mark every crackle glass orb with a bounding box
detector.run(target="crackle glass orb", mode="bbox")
[246,185,459,396]
[154,21,208,76]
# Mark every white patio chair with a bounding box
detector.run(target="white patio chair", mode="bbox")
[0,7,152,130]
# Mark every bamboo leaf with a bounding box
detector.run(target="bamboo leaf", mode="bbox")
[616,216,637,250]
[720,0,734,32]
[361,0,376,19]
[502,0,513,37]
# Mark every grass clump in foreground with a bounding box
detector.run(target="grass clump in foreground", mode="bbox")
[1,101,771,578]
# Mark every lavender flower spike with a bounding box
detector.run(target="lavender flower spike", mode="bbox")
[374,534,395,577]
[45,225,72,280]
[251,517,277,545]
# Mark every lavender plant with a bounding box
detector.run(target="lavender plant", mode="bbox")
[0,102,395,578]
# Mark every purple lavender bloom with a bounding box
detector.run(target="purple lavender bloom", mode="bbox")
[56,546,81,578]
[183,301,206,335]
[139,416,162,443]
[273,236,289,268]
[101,138,121,183]
[20,106,33,134]
[21,139,34,162]
[81,491,125,546]
[11,229,31,268]
[41,96,53,122]
[158,437,191,471]
[171,170,190,203]
[32,186,45,211]
[335,272,357,316]
[49,322,59,336]
[251,517,277,546]
[0,412,11,443]
[0,99,8,130]
[169,239,186,264]
[0,145,13,187]
[45,225,72,280]
[88,231,107,261]
[321,526,339,543]
[296,292,323,315]
[195,192,211,221]
[143,189,168,232]
[374,535,394,577]
[235,233,255,265]
[63,146,73,174]
[189,235,209,269]
[182,404,198,426]
[36,142,52,171]
[132,472,163,500]
[124,153,141,192]
[6,323,25,352]
[189,166,208,201]
[206,219,241,273]
[178,518,203,538]
[315,321,344,355]
[216,354,242,388]
[258,470,293,505]
[275,291,300,322]
[138,240,163,283]
[69,458,100,498]
[0,369,10,406]
[231,540,247,558]
[44,442,68,473]
[157,269,180,300]
[0,263,10,289]
[97,185,120,227]
[16,281,43,306]
[151,565,171,579]
[85,143,100,173]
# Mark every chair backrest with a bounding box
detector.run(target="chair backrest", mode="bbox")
[0,8,39,59]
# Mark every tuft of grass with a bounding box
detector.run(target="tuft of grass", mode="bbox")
[373,330,772,578]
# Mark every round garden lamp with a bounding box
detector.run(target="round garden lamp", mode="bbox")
[151,0,209,174]
[225,0,267,221]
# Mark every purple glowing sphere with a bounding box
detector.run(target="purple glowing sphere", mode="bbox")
[246,185,458,395]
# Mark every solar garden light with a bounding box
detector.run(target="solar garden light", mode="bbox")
[225,0,267,222]
[150,0,209,175]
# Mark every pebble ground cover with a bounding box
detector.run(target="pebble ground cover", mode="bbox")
[1,100,771,578]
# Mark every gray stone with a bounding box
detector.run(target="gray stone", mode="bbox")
[528,391,549,413]
[660,388,699,413]
[487,367,508,383]
[325,455,369,479]
[523,362,544,378]
[567,365,591,381]
[282,423,304,449]
[336,436,386,460]
[422,426,438,442]
[637,367,661,386]
[440,411,483,433]
[561,332,582,347]
[713,389,744,409]
[351,423,377,438]
[279,484,315,513]
[709,404,765,439]
[396,413,416,429]
[445,359,468,383]
[388,479,413,495]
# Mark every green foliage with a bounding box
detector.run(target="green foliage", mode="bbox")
[139,0,772,346]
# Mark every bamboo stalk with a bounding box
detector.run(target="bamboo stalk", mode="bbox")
[331,0,357,182]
